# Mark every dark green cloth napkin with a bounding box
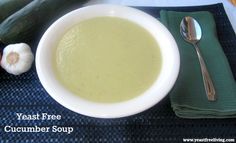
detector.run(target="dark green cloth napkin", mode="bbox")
[160,10,236,118]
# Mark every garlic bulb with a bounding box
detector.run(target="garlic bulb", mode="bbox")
[1,43,34,75]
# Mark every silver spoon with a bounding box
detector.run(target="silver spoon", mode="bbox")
[180,16,216,101]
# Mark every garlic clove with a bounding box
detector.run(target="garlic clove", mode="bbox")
[1,43,34,75]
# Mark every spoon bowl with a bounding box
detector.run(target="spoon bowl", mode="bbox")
[180,16,202,43]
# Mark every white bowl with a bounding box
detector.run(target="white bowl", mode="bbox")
[36,4,180,118]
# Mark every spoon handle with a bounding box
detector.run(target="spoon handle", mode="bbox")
[193,44,216,101]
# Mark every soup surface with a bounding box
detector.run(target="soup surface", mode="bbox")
[53,17,162,103]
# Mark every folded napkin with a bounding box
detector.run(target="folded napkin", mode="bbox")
[160,10,236,118]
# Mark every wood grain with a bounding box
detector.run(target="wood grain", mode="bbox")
[230,0,236,6]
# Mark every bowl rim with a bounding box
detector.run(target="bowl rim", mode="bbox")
[36,4,180,118]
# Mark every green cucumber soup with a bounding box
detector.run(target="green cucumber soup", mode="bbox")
[53,17,162,103]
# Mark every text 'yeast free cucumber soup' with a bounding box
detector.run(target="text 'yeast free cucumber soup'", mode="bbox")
[53,17,162,103]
